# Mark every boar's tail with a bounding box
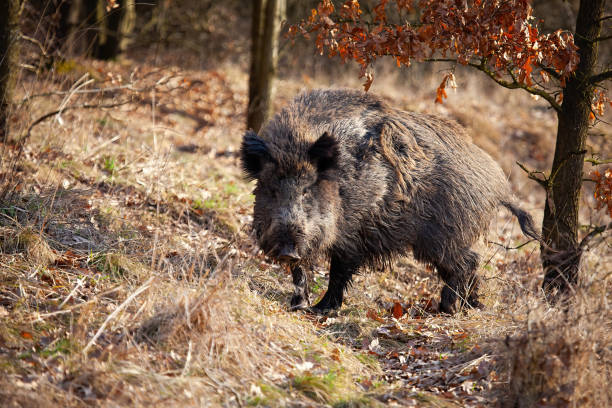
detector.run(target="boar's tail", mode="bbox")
[501,201,542,242]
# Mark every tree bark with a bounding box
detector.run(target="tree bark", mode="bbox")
[541,0,605,294]
[0,0,20,142]
[247,0,286,133]
[94,0,135,60]
[118,0,135,54]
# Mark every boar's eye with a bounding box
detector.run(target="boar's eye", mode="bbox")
[302,185,314,199]
[240,130,272,180]
[308,132,339,173]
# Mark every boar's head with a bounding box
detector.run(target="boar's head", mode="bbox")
[240,130,341,264]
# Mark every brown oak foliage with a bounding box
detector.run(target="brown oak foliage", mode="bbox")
[290,0,580,92]
[593,169,612,218]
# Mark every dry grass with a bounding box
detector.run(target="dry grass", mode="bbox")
[502,248,612,408]
[0,56,610,407]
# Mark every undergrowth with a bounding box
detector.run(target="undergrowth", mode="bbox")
[0,58,610,407]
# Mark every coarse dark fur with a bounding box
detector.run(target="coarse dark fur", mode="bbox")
[240,88,539,315]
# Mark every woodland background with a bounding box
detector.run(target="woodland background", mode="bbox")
[0,0,610,407]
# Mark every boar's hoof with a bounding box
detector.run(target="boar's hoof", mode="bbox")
[465,298,485,311]
[440,298,484,315]
[289,293,310,311]
[438,302,456,315]
[308,305,339,316]
[309,299,342,316]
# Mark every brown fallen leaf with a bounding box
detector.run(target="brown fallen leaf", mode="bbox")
[392,301,403,319]
[366,308,385,323]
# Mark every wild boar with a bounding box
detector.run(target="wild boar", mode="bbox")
[240,88,539,314]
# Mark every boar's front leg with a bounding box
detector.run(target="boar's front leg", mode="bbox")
[438,249,483,314]
[311,255,359,314]
[289,265,310,311]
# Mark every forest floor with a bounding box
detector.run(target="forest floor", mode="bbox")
[0,57,610,407]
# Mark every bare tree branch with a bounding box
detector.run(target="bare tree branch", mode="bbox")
[537,63,561,80]
[422,58,459,63]
[18,73,181,107]
[487,238,537,250]
[468,60,562,112]
[22,100,133,144]
[579,222,612,250]
[589,69,612,84]
[585,157,612,165]
[19,33,50,59]
[516,161,549,188]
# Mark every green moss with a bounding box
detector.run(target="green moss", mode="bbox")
[311,276,326,295]
[203,196,224,210]
[0,206,16,218]
[333,396,378,408]
[89,251,137,280]
[293,372,337,403]
[40,338,76,357]
[223,182,239,196]
[103,156,117,176]
[355,353,380,370]
[54,59,78,74]
[246,383,287,406]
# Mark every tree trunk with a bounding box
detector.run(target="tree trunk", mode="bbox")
[247,0,286,133]
[94,0,120,59]
[94,0,135,60]
[60,0,91,56]
[0,0,20,143]
[541,0,605,294]
[118,0,135,54]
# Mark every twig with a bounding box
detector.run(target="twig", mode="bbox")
[83,135,121,160]
[537,63,561,80]
[593,35,612,42]
[468,59,562,112]
[30,286,122,321]
[18,73,182,107]
[83,276,154,354]
[33,299,96,320]
[58,278,85,309]
[19,33,50,60]
[21,100,133,144]
[56,75,96,124]
[448,354,493,376]
[203,368,243,407]
[579,222,611,250]
[423,58,459,64]
[182,340,193,377]
[585,157,612,165]
[487,239,537,250]
[589,69,612,84]
[19,74,184,145]
[516,161,549,188]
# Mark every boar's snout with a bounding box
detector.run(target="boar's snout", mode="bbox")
[260,220,305,263]
[277,243,301,263]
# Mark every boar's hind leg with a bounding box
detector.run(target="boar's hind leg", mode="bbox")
[310,255,358,315]
[289,265,310,311]
[437,249,483,314]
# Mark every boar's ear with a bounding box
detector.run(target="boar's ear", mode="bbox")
[308,132,338,173]
[240,130,271,180]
